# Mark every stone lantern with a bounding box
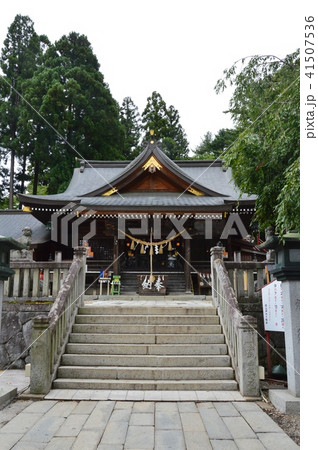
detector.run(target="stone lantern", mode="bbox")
[268,232,300,413]
[270,232,300,281]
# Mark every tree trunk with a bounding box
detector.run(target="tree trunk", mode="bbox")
[20,153,27,193]
[33,160,39,195]
[9,148,15,209]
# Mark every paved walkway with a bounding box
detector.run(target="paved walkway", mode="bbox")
[0,370,30,395]
[0,398,298,449]
[45,389,245,402]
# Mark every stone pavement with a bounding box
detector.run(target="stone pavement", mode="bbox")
[0,398,299,449]
[0,370,30,395]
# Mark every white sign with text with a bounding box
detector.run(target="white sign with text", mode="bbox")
[261,280,284,332]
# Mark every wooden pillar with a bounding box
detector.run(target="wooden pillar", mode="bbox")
[113,237,119,275]
[184,238,192,294]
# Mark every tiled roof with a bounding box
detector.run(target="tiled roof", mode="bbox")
[18,141,256,208]
[0,211,50,244]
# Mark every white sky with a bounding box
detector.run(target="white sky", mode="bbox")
[0,1,300,150]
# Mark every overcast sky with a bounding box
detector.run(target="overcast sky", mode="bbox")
[0,0,300,150]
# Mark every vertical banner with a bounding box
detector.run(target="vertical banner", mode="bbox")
[261,280,284,332]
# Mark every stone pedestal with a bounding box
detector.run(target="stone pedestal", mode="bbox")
[30,316,51,395]
[269,389,300,414]
[282,280,300,397]
[0,280,3,335]
[237,315,260,397]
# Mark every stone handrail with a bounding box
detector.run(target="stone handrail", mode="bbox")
[224,261,268,301]
[30,247,86,394]
[211,247,260,397]
[4,261,72,299]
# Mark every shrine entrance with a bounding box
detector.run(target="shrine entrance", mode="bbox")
[118,215,187,274]
[120,236,185,272]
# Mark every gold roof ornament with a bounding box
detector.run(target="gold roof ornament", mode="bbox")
[142,156,162,173]
[150,129,155,144]
[188,186,204,196]
[102,187,118,196]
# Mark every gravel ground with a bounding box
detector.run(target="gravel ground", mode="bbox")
[258,400,300,446]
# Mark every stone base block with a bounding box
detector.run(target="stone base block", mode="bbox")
[0,386,17,408]
[269,389,300,414]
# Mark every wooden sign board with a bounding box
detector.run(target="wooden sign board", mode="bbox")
[138,275,167,295]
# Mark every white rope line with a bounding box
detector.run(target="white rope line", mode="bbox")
[177,252,300,377]
[177,76,300,200]
[0,252,125,378]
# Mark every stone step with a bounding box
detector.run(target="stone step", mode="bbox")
[53,301,238,392]
[65,343,228,355]
[78,305,216,315]
[53,378,238,391]
[75,314,219,325]
[72,323,222,334]
[57,366,234,380]
[61,354,231,367]
[69,333,225,344]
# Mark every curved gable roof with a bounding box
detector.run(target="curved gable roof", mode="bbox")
[83,141,228,198]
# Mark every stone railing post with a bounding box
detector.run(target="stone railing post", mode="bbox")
[30,316,52,394]
[210,246,223,306]
[237,315,260,397]
[73,246,87,307]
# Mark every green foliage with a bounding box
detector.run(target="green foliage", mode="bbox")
[142,91,189,159]
[21,32,125,193]
[275,157,300,234]
[0,14,49,204]
[193,128,239,159]
[120,97,142,159]
[215,51,300,234]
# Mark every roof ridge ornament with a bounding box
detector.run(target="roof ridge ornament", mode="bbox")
[102,187,118,196]
[142,156,162,173]
[188,186,204,196]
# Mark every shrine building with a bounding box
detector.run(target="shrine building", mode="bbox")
[17,139,265,294]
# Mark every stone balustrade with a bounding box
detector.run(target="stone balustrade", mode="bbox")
[224,261,268,302]
[30,247,86,394]
[3,261,72,299]
[211,247,264,397]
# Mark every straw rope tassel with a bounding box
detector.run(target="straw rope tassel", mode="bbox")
[149,228,155,283]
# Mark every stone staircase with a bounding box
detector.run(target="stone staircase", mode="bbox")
[120,272,186,295]
[53,302,238,391]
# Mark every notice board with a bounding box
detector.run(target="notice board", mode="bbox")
[261,280,284,332]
